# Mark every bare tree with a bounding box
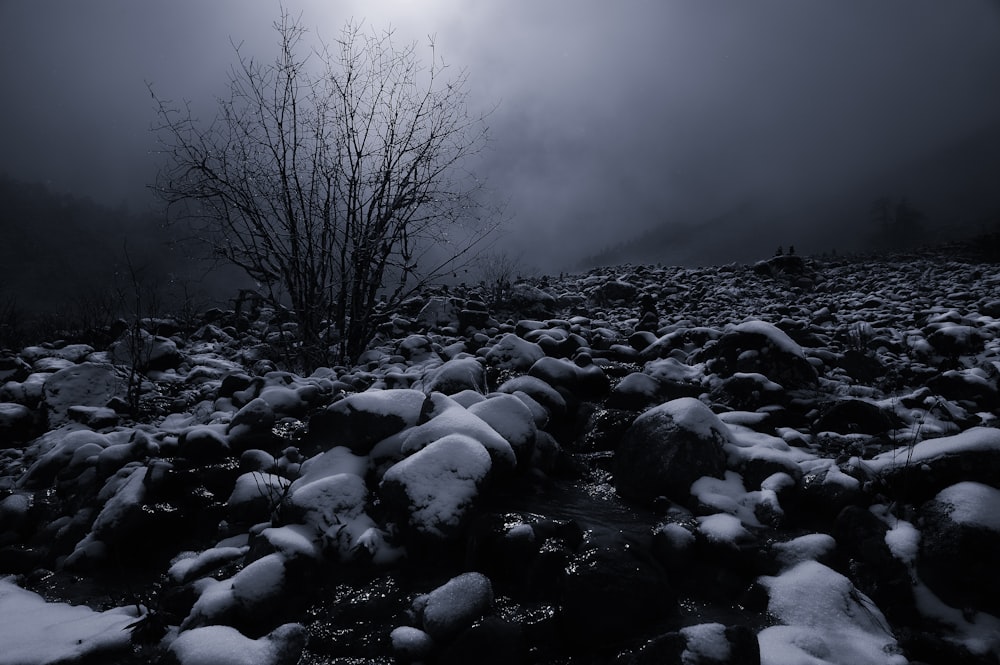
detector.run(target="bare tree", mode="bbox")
[151,12,499,367]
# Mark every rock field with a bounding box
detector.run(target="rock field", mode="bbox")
[1,244,999,664]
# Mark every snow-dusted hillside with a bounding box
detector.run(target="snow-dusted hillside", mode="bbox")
[1,246,999,664]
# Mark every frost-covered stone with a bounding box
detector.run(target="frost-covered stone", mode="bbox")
[614,397,730,504]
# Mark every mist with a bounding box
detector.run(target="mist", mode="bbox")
[2,0,999,302]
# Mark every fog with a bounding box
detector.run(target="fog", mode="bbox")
[2,0,999,286]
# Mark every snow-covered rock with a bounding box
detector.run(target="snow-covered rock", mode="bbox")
[614,397,730,504]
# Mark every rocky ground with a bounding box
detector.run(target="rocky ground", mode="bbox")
[1,243,999,665]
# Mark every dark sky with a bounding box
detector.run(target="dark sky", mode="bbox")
[2,0,1000,270]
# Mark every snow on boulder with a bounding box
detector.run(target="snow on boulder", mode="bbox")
[182,552,289,631]
[918,481,1000,616]
[64,464,147,569]
[0,576,141,665]
[18,428,111,488]
[614,397,730,505]
[42,362,118,427]
[865,426,1000,501]
[482,333,545,372]
[421,356,487,395]
[507,283,556,317]
[696,320,818,389]
[412,571,494,641]
[226,397,277,453]
[467,393,538,465]
[380,434,492,541]
[227,471,290,525]
[397,393,516,472]
[306,389,427,454]
[168,622,306,665]
[528,356,610,400]
[286,472,367,534]
[757,560,906,665]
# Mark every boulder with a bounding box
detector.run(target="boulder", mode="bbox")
[695,320,818,390]
[558,533,673,650]
[0,402,36,446]
[412,572,494,641]
[305,389,427,454]
[423,356,487,395]
[918,482,1000,616]
[42,362,119,427]
[621,623,760,665]
[379,434,492,541]
[813,398,895,435]
[614,398,730,505]
[507,283,556,318]
[168,622,306,665]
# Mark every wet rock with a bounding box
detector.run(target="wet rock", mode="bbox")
[438,617,526,665]
[614,397,730,505]
[791,466,865,524]
[558,533,673,650]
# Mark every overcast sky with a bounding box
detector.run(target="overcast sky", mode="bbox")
[2,0,1000,269]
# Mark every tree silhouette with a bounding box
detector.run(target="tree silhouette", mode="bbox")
[151,12,500,367]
